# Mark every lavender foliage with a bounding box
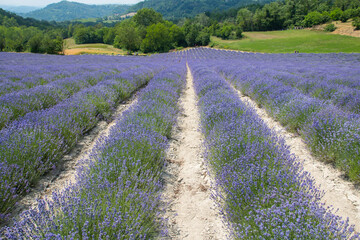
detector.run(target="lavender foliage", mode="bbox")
[3,63,186,239]
[189,59,358,239]
[0,53,165,222]
[1,49,360,239]
[203,49,360,182]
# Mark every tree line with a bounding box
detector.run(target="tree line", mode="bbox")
[0,16,64,54]
[0,9,67,54]
[222,0,360,31]
[70,8,243,53]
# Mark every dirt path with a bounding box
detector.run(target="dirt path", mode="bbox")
[163,65,228,239]
[231,85,360,233]
[5,91,139,227]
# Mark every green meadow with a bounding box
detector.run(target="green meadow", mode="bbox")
[210,29,360,53]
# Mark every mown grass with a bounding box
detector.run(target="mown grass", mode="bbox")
[210,29,360,53]
[64,38,127,55]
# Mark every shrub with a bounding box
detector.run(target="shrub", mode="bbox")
[303,11,326,27]
[353,17,360,30]
[330,8,343,21]
[340,11,350,22]
[324,23,337,32]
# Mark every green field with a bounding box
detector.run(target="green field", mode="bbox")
[210,29,360,53]
[64,38,127,55]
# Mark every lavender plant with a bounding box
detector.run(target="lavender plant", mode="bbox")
[0,62,161,223]
[202,50,360,182]
[189,61,358,239]
[2,63,187,239]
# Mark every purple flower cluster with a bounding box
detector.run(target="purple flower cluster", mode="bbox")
[251,64,360,114]
[0,54,166,222]
[0,53,156,130]
[189,59,358,239]
[3,62,186,239]
[1,49,359,239]
[0,53,142,97]
[196,49,360,183]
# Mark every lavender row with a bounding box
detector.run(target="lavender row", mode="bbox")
[0,53,140,96]
[214,61,360,183]
[263,68,360,114]
[2,63,187,239]
[0,70,109,130]
[188,48,360,114]
[0,64,155,131]
[0,64,160,223]
[190,63,358,239]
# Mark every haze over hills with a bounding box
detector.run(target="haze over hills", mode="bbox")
[19,1,131,22]
[130,0,275,19]
[0,5,40,13]
[12,0,277,22]
[0,8,54,29]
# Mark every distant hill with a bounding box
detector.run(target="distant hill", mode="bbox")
[0,5,40,13]
[0,8,54,29]
[21,1,131,22]
[130,0,275,19]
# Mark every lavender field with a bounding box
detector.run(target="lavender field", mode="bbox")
[0,49,360,239]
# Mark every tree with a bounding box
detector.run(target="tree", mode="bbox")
[219,24,233,39]
[73,27,90,44]
[340,9,351,22]
[114,22,141,53]
[353,17,360,30]
[41,35,58,54]
[330,8,343,20]
[54,36,64,54]
[235,26,243,39]
[194,13,211,28]
[184,24,201,47]
[2,16,18,28]
[28,33,43,53]
[195,30,210,46]
[303,11,326,27]
[237,8,254,31]
[141,23,171,53]
[133,8,163,27]
[5,27,24,52]
[0,32,5,51]
[253,8,269,30]
[208,22,220,36]
[103,28,116,45]
[169,24,186,47]
[321,11,331,23]
[335,0,352,10]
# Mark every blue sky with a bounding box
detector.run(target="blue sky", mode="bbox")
[0,0,142,7]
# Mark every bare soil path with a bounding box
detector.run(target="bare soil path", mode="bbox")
[231,85,360,233]
[163,65,228,239]
[4,90,140,228]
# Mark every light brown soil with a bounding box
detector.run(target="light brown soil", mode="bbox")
[162,65,228,239]
[232,86,360,233]
[64,48,125,55]
[332,21,360,37]
[313,20,360,38]
[5,93,139,227]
